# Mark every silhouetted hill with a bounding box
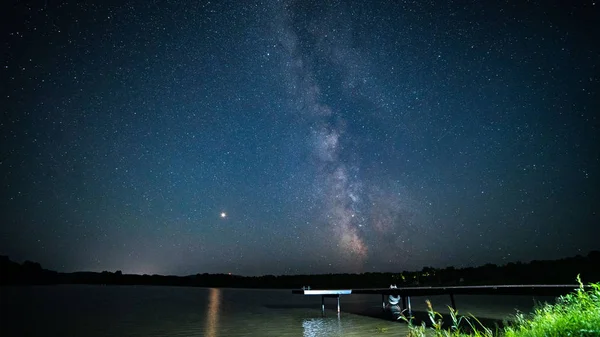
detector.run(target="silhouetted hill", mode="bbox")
[0,255,59,285]
[1,251,599,288]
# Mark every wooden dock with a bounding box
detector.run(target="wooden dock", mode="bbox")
[292,284,586,316]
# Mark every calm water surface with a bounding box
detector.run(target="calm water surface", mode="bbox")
[0,285,550,336]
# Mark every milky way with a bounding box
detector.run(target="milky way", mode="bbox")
[273,0,420,270]
[1,0,598,275]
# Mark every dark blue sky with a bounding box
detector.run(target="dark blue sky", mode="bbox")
[1,0,598,276]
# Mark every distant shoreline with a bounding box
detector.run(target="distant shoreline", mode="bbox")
[2,251,599,288]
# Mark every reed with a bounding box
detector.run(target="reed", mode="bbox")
[399,276,600,337]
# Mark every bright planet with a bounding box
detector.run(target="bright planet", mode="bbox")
[1,0,597,277]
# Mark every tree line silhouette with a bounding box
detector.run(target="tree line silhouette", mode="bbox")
[1,251,598,288]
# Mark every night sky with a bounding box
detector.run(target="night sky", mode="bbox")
[1,0,598,276]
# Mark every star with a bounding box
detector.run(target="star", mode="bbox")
[0,0,596,277]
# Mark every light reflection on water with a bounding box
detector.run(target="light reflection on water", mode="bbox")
[0,285,544,336]
[205,288,220,337]
[302,314,341,337]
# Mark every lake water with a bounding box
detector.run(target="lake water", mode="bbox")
[0,285,552,336]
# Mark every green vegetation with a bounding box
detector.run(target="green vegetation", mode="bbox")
[375,326,390,333]
[400,277,600,337]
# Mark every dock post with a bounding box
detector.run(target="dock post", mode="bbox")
[321,295,325,316]
[337,295,340,313]
[407,296,412,317]
[382,294,385,310]
[449,293,456,311]
[401,296,407,311]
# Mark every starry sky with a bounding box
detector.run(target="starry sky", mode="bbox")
[1,0,598,276]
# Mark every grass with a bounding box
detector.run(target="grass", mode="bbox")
[399,277,600,337]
